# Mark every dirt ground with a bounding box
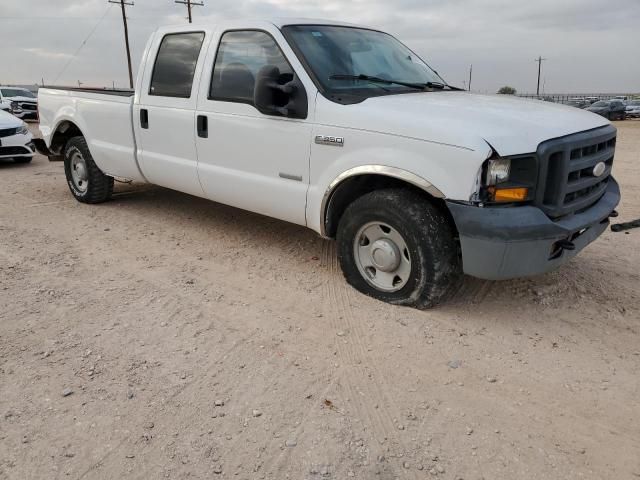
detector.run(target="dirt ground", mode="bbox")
[1,121,639,480]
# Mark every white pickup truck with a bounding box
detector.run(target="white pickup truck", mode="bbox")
[36,19,621,308]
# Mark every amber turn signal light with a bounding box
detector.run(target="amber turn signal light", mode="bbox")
[489,187,529,202]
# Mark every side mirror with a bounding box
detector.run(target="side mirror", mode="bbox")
[254,65,307,119]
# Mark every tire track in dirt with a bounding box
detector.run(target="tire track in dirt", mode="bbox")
[316,239,420,478]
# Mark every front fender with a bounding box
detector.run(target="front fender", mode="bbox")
[306,127,490,234]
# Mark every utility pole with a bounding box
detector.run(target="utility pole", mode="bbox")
[109,0,134,89]
[468,64,473,92]
[175,0,204,23]
[535,56,546,96]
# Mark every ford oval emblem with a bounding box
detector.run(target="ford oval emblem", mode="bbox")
[592,162,606,177]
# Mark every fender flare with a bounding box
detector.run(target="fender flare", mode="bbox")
[319,165,445,237]
[49,117,87,154]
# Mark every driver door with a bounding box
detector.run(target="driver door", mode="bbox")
[195,29,313,226]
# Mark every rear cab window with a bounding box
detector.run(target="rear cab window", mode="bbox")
[150,32,205,98]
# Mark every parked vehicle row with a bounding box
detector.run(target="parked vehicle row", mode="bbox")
[0,87,38,121]
[562,95,640,117]
[586,100,627,120]
[0,109,35,164]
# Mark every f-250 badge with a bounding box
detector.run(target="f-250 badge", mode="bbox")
[315,135,345,147]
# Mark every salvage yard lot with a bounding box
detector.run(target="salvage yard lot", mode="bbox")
[1,121,639,479]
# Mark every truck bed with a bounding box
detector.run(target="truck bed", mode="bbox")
[38,87,145,181]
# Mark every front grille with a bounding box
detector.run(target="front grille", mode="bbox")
[0,128,18,138]
[0,146,31,156]
[19,102,37,111]
[535,125,616,219]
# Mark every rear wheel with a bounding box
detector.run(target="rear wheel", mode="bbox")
[336,189,462,309]
[63,136,113,203]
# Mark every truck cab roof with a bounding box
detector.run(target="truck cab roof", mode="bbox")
[155,18,367,34]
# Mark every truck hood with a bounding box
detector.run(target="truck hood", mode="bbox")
[327,92,610,156]
[0,110,22,128]
[8,96,37,103]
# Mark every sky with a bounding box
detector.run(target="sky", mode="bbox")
[1,0,639,93]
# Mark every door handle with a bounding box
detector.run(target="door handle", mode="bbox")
[140,109,149,129]
[197,115,208,138]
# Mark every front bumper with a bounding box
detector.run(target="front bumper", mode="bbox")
[0,134,36,159]
[446,178,620,280]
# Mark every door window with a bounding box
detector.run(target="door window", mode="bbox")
[209,31,293,106]
[150,32,205,98]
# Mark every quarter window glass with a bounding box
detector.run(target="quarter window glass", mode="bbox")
[150,32,205,98]
[210,31,293,104]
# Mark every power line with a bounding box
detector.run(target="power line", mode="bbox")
[109,0,135,89]
[535,56,547,96]
[53,4,113,85]
[175,0,204,23]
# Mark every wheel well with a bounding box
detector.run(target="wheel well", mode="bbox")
[50,121,84,155]
[324,174,457,238]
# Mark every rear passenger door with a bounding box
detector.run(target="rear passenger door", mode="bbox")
[134,30,208,197]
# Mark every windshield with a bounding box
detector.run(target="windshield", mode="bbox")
[1,88,36,98]
[282,25,448,102]
[591,101,608,107]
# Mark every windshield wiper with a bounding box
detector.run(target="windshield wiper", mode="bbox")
[329,75,391,92]
[330,74,462,91]
[330,74,425,90]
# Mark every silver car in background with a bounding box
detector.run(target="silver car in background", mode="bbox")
[625,100,640,118]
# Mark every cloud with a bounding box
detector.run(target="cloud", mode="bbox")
[0,0,638,93]
[22,48,73,60]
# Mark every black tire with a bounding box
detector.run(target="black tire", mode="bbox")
[336,189,462,309]
[63,136,113,204]
[12,157,33,164]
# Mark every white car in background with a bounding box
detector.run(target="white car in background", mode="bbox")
[1,99,13,113]
[0,87,38,120]
[0,109,35,164]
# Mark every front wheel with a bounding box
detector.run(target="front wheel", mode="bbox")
[336,189,462,309]
[63,136,113,204]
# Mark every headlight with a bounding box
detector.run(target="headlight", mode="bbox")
[485,158,511,185]
[10,101,19,111]
[16,125,29,135]
[481,153,537,204]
